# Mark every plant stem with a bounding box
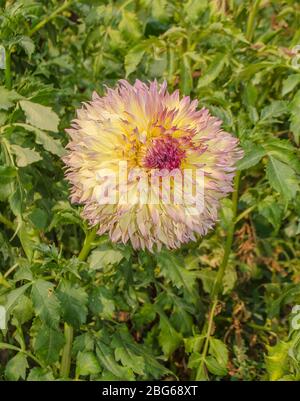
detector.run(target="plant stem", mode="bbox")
[59,323,74,379]
[211,171,241,300]
[59,226,98,379]
[197,171,241,380]
[5,48,11,89]
[246,0,261,42]
[0,213,15,230]
[78,226,98,261]
[0,342,45,367]
[29,0,73,36]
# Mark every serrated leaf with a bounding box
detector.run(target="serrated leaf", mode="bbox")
[88,287,115,319]
[10,144,41,167]
[76,351,101,377]
[290,89,300,145]
[89,244,124,270]
[5,353,28,380]
[18,36,35,57]
[260,100,288,123]
[209,338,228,375]
[19,100,59,132]
[0,86,22,110]
[31,279,61,329]
[4,283,32,318]
[115,327,173,379]
[16,123,65,156]
[258,196,283,230]
[236,142,266,170]
[197,53,227,89]
[266,156,299,201]
[27,367,55,381]
[57,281,88,328]
[156,250,197,294]
[266,341,291,381]
[125,44,146,77]
[158,313,182,357]
[282,74,300,96]
[95,340,134,380]
[34,323,65,364]
[114,346,145,375]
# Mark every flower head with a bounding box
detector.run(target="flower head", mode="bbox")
[63,80,243,251]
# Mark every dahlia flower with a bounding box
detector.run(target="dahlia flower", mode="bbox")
[63,80,243,251]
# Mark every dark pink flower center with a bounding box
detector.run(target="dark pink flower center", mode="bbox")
[144,136,186,170]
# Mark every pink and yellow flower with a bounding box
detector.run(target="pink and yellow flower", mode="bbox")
[63,80,243,251]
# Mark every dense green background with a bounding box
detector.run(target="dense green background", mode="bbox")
[0,0,300,381]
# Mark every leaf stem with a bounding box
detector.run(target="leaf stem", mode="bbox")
[59,226,98,379]
[29,0,73,36]
[0,342,45,367]
[197,171,241,380]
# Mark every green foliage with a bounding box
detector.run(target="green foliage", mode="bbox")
[0,0,300,382]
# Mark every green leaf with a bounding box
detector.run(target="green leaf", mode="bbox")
[4,283,32,318]
[88,287,115,319]
[184,0,208,22]
[28,208,48,230]
[114,344,145,375]
[17,123,65,156]
[95,339,134,380]
[76,351,101,377]
[18,36,35,57]
[31,279,61,329]
[19,100,59,132]
[125,44,146,77]
[10,144,41,167]
[156,250,197,294]
[260,100,288,123]
[119,11,142,42]
[222,264,237,294]
[209,338,228,375]
[197,269,217,294]
[290,89,300,145]
[12,294,33,325]
[5,353,28,381]
[266,156,299,201]
[282,74,300,96]
[57,281,88,328]
[197,53,227,89]
[236,142,266,170]
[258,196,283,231]
[0,86,22,110]
[89,244,124,270]
[266,341,291,381]
[0,165,17,184]
[158,313,182,357]
[114,327,173,379]
[27,367,55,381]
[264,138,300,173]
[34,323,65,364]
[9,186,23,216]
